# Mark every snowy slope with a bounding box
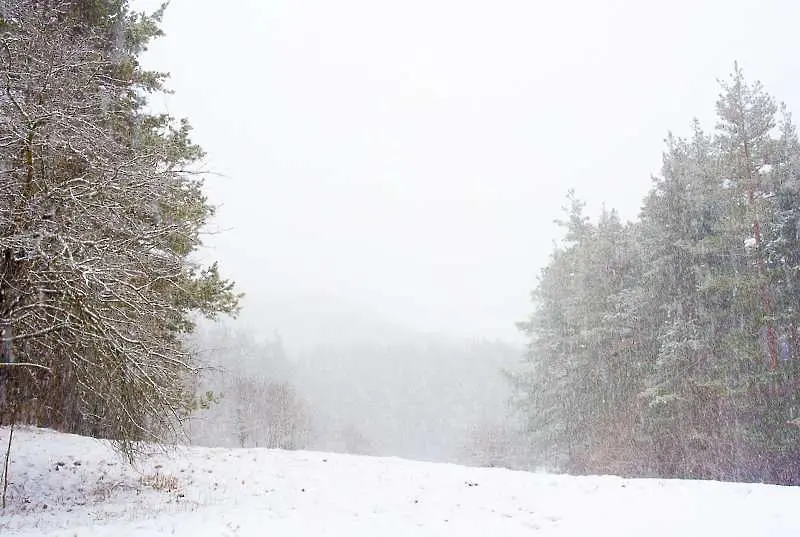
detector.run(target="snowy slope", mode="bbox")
[1,427,799,536]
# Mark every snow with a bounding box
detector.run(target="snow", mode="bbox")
[2,427,799,536]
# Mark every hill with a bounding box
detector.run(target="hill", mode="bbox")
[2,427,799,536]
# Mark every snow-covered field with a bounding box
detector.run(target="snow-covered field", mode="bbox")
[1,427,799,536]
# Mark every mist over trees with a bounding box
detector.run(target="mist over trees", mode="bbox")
[515,66,800,485]
[186,324,310,450]
[186,320,525,468]
[293,336,524,466]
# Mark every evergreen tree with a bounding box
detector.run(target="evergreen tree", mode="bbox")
[516,66,800,484]
[637,123,743,478]
[516,193,647,473]
[0,1,239,453]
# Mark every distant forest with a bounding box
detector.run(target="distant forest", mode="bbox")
[187,323,525,468]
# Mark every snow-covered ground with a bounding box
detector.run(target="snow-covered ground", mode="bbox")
[1,427,799,536]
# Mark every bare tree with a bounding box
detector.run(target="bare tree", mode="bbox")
[195,373,310,450]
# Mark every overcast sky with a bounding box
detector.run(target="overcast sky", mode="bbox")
[133,0,800,343]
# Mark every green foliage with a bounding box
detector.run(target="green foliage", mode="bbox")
[0,1,239,455]
[515,66,800,484]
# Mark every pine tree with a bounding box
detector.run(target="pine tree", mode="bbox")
[0,1,239,453]
[516,67,800,484]
[516,193,647,473]
[743,103,800,483]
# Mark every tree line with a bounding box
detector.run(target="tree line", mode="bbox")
[515,65,800,485]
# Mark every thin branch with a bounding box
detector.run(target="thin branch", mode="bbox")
[0,362,52,373]
[2,423,13,509]
[12,322,69,342]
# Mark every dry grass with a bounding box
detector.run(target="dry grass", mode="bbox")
[139,472,180,492]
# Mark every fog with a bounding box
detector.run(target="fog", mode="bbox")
[130,0,800,467]
[133,0,800,345]
[185,322,525,467]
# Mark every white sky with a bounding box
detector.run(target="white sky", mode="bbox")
[134,0,800,342]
